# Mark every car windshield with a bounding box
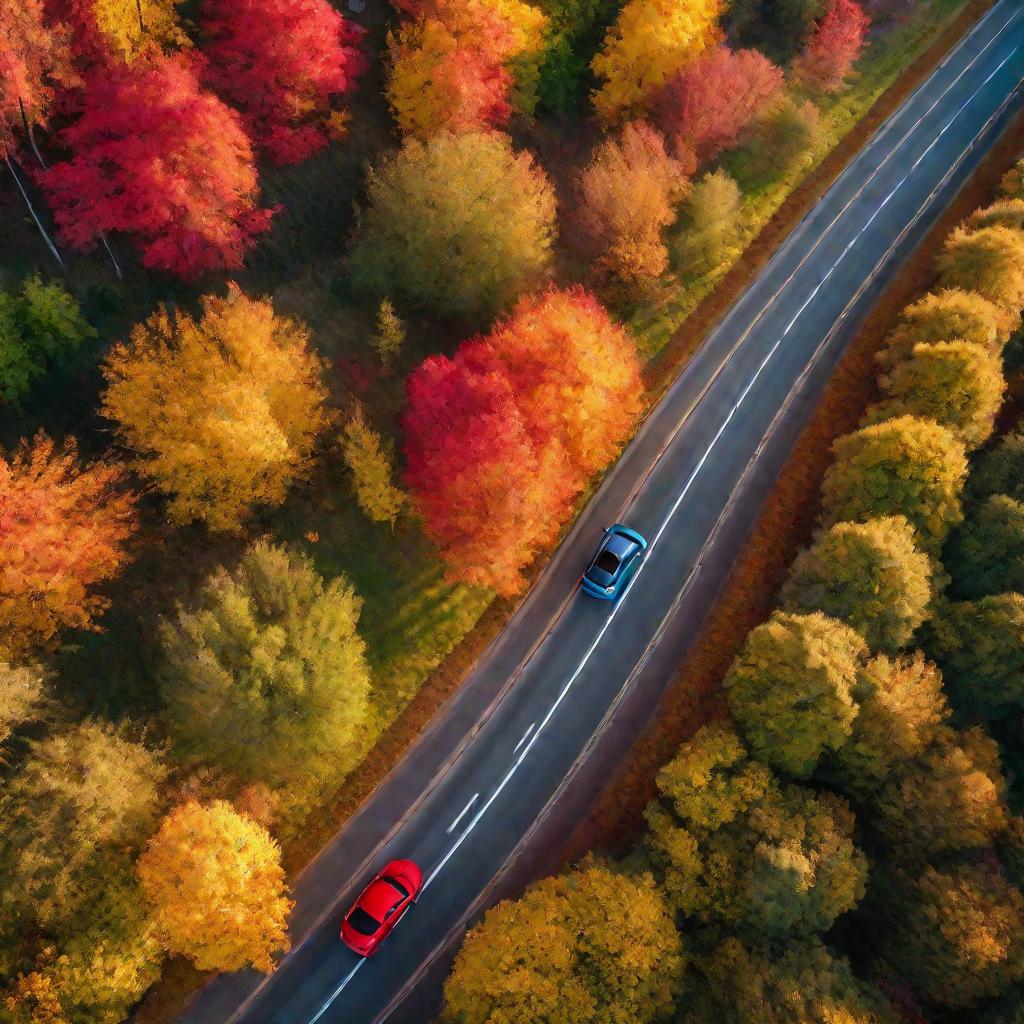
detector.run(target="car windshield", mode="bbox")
[382,876,409,899]
[595,550,620,574]
[347,907,381,936]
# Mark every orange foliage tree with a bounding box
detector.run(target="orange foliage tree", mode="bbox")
[486,287,643,480]
[101,285,330,533]
[0,0,76,159]
[576,120,691,293]
[0,434,135,659]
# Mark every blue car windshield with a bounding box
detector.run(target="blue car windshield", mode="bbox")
[595,550,620,574]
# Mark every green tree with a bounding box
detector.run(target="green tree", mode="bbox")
[929,593,1024,714]
[970,198,1024,233]
[877,287,1008,367]
[749,96,823,176]
[724,611,865,777]
[0,660,46,752]
[872,725,1007,856]
[645,723,866,936]
[683,936,899,1024]
[947,495,1024,599]
[970,429,1024,503]
[936,225,1024,319]
[778,517,931,653]
[878,864,1024,1009]
[349,132,556,321]
[819,415,968,556]
[340,407,405,528]
[0,277,95,404]
[371,298,406,365]
[678,168,743,271]
[0,723,165,927]
[159,539,371,795]
[829,653,949,799]
[865,340,1005,450]
[441,861,683,1024]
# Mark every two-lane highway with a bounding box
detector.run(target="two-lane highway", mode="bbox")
[179,7,1024,1022]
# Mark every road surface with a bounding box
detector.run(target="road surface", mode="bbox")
[179,6,1024,1022]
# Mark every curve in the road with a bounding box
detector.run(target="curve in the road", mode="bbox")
[176,7,1024,1023]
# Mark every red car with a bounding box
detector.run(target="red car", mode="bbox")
[340,859,422,956]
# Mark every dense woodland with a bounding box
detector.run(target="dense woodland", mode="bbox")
[440,157,1024,1024]
[0,0,982,1019]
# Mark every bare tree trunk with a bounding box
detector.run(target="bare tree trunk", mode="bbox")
[136,0,145,33]
[5,155,63,269]
[18,98,47,169]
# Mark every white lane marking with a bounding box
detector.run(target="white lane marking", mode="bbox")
[421,25,1021,898]
[446,794,479,835]
[513,723,535,754]
[309,960,364,1024]
[300,17,1022,1024]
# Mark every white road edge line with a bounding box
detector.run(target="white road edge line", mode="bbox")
[299,16,1020,1024]
[446,794,479,835]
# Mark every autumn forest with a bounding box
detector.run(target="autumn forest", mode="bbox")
[1,0,1020,1020]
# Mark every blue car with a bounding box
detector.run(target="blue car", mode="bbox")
[580,524,648,600]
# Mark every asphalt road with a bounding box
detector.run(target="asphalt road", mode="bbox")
[179,7,1024,1023]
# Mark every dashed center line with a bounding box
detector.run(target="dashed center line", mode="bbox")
[446,794,479,835]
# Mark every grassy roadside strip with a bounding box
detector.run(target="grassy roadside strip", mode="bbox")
[131,8,998,1022]
[643,0,991,393]
[557,107,1024,867]
[631,0,989,363]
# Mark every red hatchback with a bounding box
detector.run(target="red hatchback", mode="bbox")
[340,859,423,956]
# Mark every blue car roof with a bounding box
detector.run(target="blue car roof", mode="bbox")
[604,533,637,559]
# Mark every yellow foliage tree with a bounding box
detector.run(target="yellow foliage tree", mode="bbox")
[590,0,723,123]
[102,284,330,533]
[87,0,190,63]
[137,800,292,973]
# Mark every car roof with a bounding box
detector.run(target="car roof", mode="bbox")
[360,878,403,921]
[604,532,637,558]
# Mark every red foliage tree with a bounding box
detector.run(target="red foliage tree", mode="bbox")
[792,0,868,94]
[0,433,136,657]
[40,53,273,278]
[486,287,643,481]
[403,347,574,594]
[654,46,783,165]
[201,0,366,166]
[0,0,76,158]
